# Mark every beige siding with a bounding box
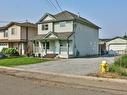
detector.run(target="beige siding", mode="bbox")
[54,21,73,32]
[8,25,21,40]
[0,30,8,39]
[21,27,37,40]
[38,23,53,35]
[38,21,73,35]
[0,32,5,39]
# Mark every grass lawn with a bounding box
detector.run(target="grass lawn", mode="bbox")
[109,55,127,76]
[0,57,52,67]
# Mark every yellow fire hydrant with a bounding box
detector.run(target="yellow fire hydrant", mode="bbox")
[101,60,108,73]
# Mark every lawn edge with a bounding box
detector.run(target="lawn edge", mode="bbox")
[0,66,127,84]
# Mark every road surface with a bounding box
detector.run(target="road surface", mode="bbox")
[0,73,127,95]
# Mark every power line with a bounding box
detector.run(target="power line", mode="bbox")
[54,0,63,11]
[47,0,60,12]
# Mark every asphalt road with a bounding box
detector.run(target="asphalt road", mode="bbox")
[0,74,127,95]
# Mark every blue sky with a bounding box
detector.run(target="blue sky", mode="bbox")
[0,0,127,38]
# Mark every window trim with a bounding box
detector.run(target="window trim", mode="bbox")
[60,22,66,27]
[42,24,49,30]
[4,31,8,37]
[11,28,16,35]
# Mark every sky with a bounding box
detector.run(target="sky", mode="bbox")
[0,0,127,38]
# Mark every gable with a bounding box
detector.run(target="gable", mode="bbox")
[44,32,58,39]
[37,13,56,23]
[48,34,58,39]
[107,38,127,44]
[43,15,55,21]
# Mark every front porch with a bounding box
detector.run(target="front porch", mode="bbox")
[33,39,73,58]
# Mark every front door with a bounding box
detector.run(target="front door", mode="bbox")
[60,41,67,54]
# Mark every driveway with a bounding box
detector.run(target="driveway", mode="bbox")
[16,57,115,76]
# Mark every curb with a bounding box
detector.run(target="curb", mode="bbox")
[0,66,127,84]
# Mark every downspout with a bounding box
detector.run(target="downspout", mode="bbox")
[26,22,29,54]
[73,19,77,57]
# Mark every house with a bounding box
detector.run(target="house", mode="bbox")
[0,22,37,55]
[32,11,100,58]
[99,38,111,55]
[106,37,127,55]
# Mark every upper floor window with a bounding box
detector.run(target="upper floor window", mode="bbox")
[11,28,16,35]
[4,31,8,37]
[42,24,48,30]
[60,22,66,27]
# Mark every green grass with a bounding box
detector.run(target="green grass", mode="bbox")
[0,57,51,67]
[109,55,127,76]
[109,64,127,76]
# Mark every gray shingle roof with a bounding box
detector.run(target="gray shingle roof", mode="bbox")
[37,11,100,29]
[6,22,37,28]
[31,32,73,41]
[0,26,6,31]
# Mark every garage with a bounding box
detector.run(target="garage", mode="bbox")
[106,37,127,55]
[109,44,126,51]
[0,43,8,51]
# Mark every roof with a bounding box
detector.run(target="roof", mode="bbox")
[100,36,127,43]
[99,38,111,42]
[0,26,7,31]
[31,32,73,41]
[6,22,37,28]
[0,39,27,43]
[37,11,101,29]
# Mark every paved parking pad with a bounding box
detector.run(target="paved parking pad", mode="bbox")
[17,57,114,76]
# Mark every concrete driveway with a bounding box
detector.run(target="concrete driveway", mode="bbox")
[16,57,115,76]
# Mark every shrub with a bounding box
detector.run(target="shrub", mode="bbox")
[114,55,127,68]
[109,64,127,76]
[1,48,19,56]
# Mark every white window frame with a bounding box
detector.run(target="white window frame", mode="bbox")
[11,28,16,35]
[60,22,66,27]
[42,24,48,30]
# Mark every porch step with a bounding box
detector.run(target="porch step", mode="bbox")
[44,54,58,58]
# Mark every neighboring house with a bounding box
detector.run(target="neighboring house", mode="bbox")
[106,37,127,55]
[0,22,37,55]
[99,38,111,55]
[32,11,100,58]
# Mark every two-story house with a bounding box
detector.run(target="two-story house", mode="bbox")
[32,11,100,58]
[0,22,37,55]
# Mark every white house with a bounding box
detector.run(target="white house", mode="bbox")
[106,37,127,55]
[32,11,100,58]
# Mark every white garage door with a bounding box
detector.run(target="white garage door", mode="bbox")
[0,43,8,51]
[109,44,126,51]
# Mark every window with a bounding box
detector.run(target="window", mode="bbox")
[11,28,16,35]
[60,41,66,47]
[43,42,50,49]
[42,24,48,30]
[35,42,39,47]
[60,22,66,27]
[4,31,8,37]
